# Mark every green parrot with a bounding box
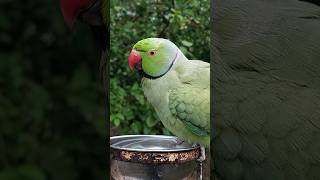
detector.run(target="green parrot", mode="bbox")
[128,38,210,148]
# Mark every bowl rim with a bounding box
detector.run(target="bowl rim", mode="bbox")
[110,134,200,152]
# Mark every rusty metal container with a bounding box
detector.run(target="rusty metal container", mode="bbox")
[110,135,202,180]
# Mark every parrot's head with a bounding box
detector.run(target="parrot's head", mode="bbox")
[128,38,179,79]
[60,0,102,26]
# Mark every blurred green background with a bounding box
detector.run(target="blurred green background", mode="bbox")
[0,0,106,180]
[110,0,210,136]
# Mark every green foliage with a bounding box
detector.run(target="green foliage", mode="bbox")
[0,0,105,179]
[110,0,210,135]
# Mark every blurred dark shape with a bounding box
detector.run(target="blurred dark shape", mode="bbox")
[300,0,320,6]
[212,0,320,179]
[0,0,106,179]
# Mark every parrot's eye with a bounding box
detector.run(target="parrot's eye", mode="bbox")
[148,50,157,57]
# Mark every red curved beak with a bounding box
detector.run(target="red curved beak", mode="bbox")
[128,49,142,71]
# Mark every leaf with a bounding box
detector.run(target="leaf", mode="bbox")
[146,117,159,127]
[131,122,142,134]
[111,113,124,127]
[181,40,193,47]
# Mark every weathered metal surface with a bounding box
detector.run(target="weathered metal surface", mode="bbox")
[110,135,202,179]
[111,160,201,180]
[111,148,200,164]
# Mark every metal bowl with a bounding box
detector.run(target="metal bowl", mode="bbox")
[110,135,201,180]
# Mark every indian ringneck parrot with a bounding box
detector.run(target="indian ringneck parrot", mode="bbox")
[128,38,210,158]
[60,0,109,104]
[213,0,320,180]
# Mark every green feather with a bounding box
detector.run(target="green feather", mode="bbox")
[184,121,209,136]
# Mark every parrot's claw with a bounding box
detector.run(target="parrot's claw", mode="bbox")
[197,145,206,162]
[192,143,199,148]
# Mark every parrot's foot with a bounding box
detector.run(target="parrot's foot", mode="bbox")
[197,145,206,162]
[192,143,198,148]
